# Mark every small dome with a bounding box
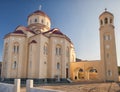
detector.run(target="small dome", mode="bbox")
[28,10,50,21]
[99,11,113,19]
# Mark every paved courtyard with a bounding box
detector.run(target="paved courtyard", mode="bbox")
[21,82,120,92]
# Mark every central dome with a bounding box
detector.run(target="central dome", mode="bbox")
[27,10,51,32]
[28,10,50,20]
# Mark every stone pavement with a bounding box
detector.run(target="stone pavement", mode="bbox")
[21,82,120,92]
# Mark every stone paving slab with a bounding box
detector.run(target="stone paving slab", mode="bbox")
[21,82,120,92]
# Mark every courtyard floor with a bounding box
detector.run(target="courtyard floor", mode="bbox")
[21,82,120,92]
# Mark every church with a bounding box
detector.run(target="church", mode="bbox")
[1,9,119,82]
[1,10,76,80]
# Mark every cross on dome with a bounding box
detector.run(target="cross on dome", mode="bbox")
[105,8,107,11]
[39,5,42,10]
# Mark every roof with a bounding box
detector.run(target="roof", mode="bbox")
[43,28,72,43]
[99,11,113,18]
[15,25,36,34]
[30,40,37,44]
[28,10,50,21]
[43,28,64,35]
[13,30,25,34]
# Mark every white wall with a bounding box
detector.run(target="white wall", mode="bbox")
[0,83,14,92]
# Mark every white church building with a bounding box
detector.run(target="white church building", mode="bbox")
[1,10,76,80]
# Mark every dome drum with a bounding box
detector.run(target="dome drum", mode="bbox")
[27,10,51,31]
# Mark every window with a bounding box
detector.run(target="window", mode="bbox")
[79,69,83,72]
[13,61,17,69]
[43,43,48,55]
[108,70,112,76]
[110,19,112,24]
[56,45,62,56]
[13,42,19,54]
[41,19,44,23]
[57,63,60,69]
[100,20,103,25]
[105,18,108,24]
[34,19,37,22]
[17,46,19,53]
[104,35,111,40]
[89,68,97,73]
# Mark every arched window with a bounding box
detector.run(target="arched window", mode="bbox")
[56,45,62,56]
[105,18,108,24]
[13,61,17,69]
[110,19,112,24]
[104,35,111,40]
[108,70,112,76]
[100,20,103,25]
[89,68,97,73]
[43,43,48,55]
[79,68,83,72]
[41,19,44,23]
[34,18,37,22]
[57,63,60,69]
[13,42,19,54]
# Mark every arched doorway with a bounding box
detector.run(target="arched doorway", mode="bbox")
[78,68,84,79]
[74,68,84,80]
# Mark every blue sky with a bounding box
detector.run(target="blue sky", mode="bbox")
[0,0,120,66]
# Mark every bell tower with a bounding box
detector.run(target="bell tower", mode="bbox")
[99,10,118,81]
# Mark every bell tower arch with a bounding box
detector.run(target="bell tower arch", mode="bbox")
[99,10,118,81]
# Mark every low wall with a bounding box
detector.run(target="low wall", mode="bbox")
[0,79,20,92]
[27,80,64,92]
[0,83,14,92]
[30,88,63,92]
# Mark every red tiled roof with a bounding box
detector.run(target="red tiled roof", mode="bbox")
[15,25,36,34]
[30,40,37,44]
[52,29,64,35]
[13,30,25,34]
[43,28,64,35]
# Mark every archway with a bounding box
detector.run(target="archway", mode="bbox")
[86,67,98,80]
[74,68,84,80]
[78,68,84,79]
